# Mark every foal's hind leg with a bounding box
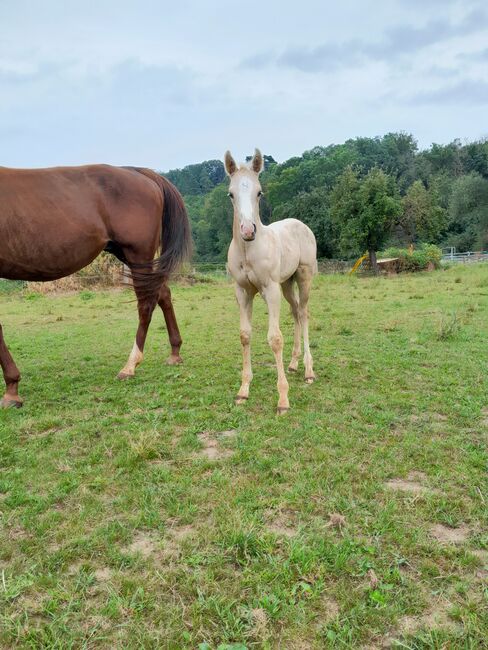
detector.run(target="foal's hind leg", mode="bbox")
[158,282,183,365]
[118,284,159,380]
[296,266,315,384]
[281,278,301,373]
[0,323,22,408]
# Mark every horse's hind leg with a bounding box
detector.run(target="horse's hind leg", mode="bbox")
[118,284,159,380]
[281,278,301,373]
[0,323,22,408]
[158,283,183,365]
[296,266,315,384]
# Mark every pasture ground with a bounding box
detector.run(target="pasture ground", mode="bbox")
[0,266,487,649]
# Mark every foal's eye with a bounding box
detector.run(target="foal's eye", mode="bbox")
[228,192,234,199]
[257,190,263,197]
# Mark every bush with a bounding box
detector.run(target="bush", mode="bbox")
[380,244,442,272]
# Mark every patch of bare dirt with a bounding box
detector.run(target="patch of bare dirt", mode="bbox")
[7,525,30,541]
[194,430,236,460]
[158,523,195,560]
[385,471,431,495]
[125,531,157,558]
[265,509,297,538]
[430,523,470,544]
[319,596,339,623]
[397,596,456,637]
[94,567,112,581]
[267,522,296,538]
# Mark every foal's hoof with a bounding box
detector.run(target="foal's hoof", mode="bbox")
[117,371,134,381]
[166,354,183,366]
[0,397,23,409]
[276,406,289,416]
[288,365,298,373]
[305,376,315,384]
[235,395,248,406]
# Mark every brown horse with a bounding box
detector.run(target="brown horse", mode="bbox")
[0,164,192,408]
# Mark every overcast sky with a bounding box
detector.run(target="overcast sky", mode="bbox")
[1,0,487,171]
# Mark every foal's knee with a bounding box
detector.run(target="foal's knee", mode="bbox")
[268,332,283,352]
[240,330,251,346]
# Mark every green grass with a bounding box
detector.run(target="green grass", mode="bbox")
[0,266,487,649]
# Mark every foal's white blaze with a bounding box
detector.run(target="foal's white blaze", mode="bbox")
[236,177,256,239]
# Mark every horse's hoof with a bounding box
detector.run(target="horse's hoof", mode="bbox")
[117,371,134,381]
[235,395,248,405]
[166,355,183,366]
[276,406,289,415]
[288,366,298,373]
[0,397,23,409]
[305,376,315,384]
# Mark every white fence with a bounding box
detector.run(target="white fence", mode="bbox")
[441,250,488,264]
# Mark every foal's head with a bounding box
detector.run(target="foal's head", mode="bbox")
[224,149,264,241]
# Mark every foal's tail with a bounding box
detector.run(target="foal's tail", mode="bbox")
[128,168,192,292]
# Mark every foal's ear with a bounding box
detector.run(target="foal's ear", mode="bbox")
[251,148,264,174]
[224,150,237,176]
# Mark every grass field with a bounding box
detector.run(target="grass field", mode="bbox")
[0,266,487,649]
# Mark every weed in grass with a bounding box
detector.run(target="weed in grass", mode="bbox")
[436,310,462,340]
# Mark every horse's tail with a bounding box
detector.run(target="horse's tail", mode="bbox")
[127,167,192,292]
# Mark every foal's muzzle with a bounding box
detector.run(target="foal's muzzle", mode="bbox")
[241,223,257,241]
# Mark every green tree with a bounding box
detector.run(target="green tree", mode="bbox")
[400,180,447,244]
[446,173,488,251]
[277,188,337,258]
[331,167,401,273]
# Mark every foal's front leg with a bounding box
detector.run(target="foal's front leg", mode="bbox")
[262,283,290,414]
[235,285,254,404]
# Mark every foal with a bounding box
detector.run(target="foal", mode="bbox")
[225,149,317,414]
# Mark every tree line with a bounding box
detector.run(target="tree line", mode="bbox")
[163,133,488,265]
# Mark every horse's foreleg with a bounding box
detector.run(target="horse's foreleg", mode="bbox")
[158,283,183,365]
[296,267,315,384]
[118,288,158,380]
[0,323,22,408]
[263,284,289,414]
[281,279,301,372]
[235,285,254,405]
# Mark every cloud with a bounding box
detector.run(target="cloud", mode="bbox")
[242,9,488,73]
[458,47,488,62]
[411,79,488,105]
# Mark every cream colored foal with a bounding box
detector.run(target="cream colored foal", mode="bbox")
[225,149,317,414]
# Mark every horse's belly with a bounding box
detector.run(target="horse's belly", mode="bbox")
[0,226,107,281]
